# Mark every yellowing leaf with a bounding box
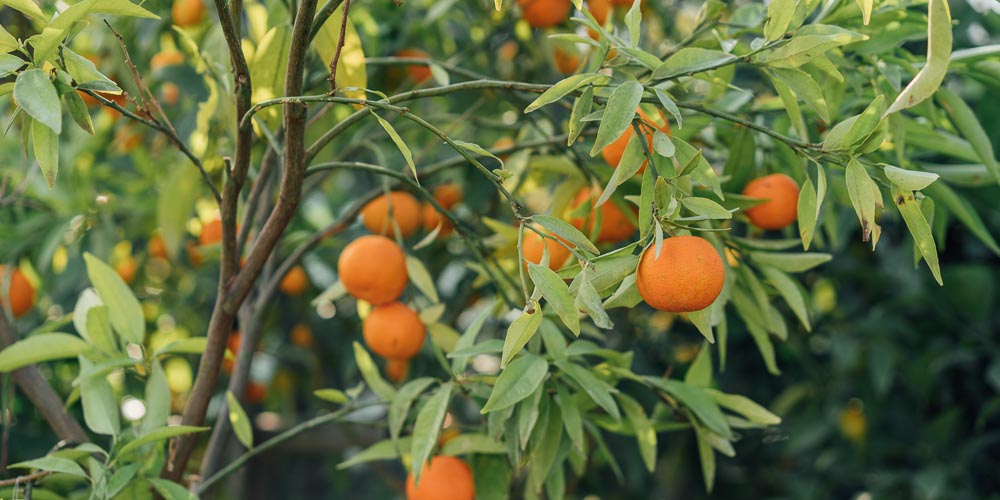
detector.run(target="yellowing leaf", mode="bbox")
[884,0,952,116]
[314,6,367,102]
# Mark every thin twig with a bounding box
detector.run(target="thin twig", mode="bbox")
[0,470,50,487]
[326,0,351,91]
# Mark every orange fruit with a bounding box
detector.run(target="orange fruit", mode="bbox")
[199,217,223,246]
[636,236,724,312]
[498,40,519,62]
[588,0,612,25]
[149,234,168,259]
[290,324,314,348]
[279,265,309,296]
[0,265,34,318]
[433,184,463,209]
[151,50,184,71]
[245,382,267,404]
[405,456,475,500]
[553,47,580,74]
[395,48,433,85]
[601,107,671,172]
[223,330,241,374]
[518,0,572,28]
[161,83,180,106]
[521,230,572,270]
[172,0,205,27]
[361,191,421,238]
[568,188,636,243]
[421,203,453,237]
[742,173,800,230]
[492,137,516,161]
[337,235,408,305]
[186,241,204,267]
[386,358,409,383]
[363,302,426,360]
[115,257,138,284]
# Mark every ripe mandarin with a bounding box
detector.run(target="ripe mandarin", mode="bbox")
[0,265,34,317]
[405,456,475,500]
[386,358,409,383]
[337,235,408,305]
[522,230,571,270]
[568,188,636,243]
[518,0,572,28]
[279,265,309,296]
[433,184,463,209]
[395,48,433,85]
[363,302,426,360]
[199,217,223,246]
[742,173,799,230]
[601,107,671,172]
[361,191,421,238]
[172,0,205,27]
[421,203,453,237]
[636,236,724,312]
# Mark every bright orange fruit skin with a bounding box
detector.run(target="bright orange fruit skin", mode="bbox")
[405,456,475,500]
[433,184,463,209]
[742,173,800,230]
[636,236,724,312]
[338,235,408,305]
[395,48,433,85]
[279,265,309,296]
[172,0,205,27]
[521,230,571,270]
[199,218,223,246]
[361,191,422,238]
[600,108,671,172]
[386,358,409,383]
[518,0,572,28]
[0,266,34,317]
[421,203,453,237]
[568,188,637,244]
[554,47,580,74]
[363,302,426,360]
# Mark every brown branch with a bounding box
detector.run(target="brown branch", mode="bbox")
[0,470,51,487]
[0,313,88,444]
[326,0,351,91]
[164,0,318,482]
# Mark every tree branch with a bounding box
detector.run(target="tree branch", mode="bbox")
[0,313,88,444]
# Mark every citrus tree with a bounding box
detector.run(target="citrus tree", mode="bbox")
[0,0,997,497]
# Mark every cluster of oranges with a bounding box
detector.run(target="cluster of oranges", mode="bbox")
[359,184,462,240]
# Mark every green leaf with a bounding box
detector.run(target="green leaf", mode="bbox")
[107,463,140,498]
[576,270,613,329]
[760,25,867,68]
[353,342,396,401]
[885,0,952,116]
[749,251,831,273]
[142,358,170,434]
[568,86,594,146]
[824,95,886,151]
[923,182,999,255]
[148,478,197,500]
[686,307,715,343]
[313,388,349,404]
[936,87,1000,185]
[645,378,731,438]
[732,290,780,375]
[389,377,436,442]
[454,139,504,170]
[597,133,646,207]
[527,402,564,493]
[674,138,723,199]
[624,0,642,47]
[770,67,830,122]
[616,393,657,471]
[759,266,811,331]
[525,73,606,113]
[562,247,638,292]
[31,115,58,188]
[892,187,943,285]
[554,384,585,454]
[15,69,61,134]
[590,81,644,156]
[653,48,737,80]
[694,426,716,492]
[441,433,506,455]
[448,339,503,359]
[155,338,208,357]
[227,391,254,449]
[84,253,144,345]
[845,158,883,248]
[118,425,208,457]
[681,197,732,219]
[157,167,200,261]
[770,72,807,139]
[371,112,418,183]
[405,255,440,303]
[531,215,599,255]
[684,343,712,387]
[449,304,494,373]
[797,165,825,250]
[764,0,796,41]
[62,84,94,135]
[410,382,454,482]
[0,333,91,372]
[856,0,874,24]
[652,88,683,129]
[78,356,120,435]
[556,360,621,421]
[706,389,781,425]
[500,304,543,369]
[527,263,579,335]
[337,437,412,469]
[0,53,24,76]
[482,353,548,413]
[10,456,87,477]
[0,0,45,21]
[248,25,291,130]
[0,26,16,54]
[883,165,939,191]
[63,48,119,91]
